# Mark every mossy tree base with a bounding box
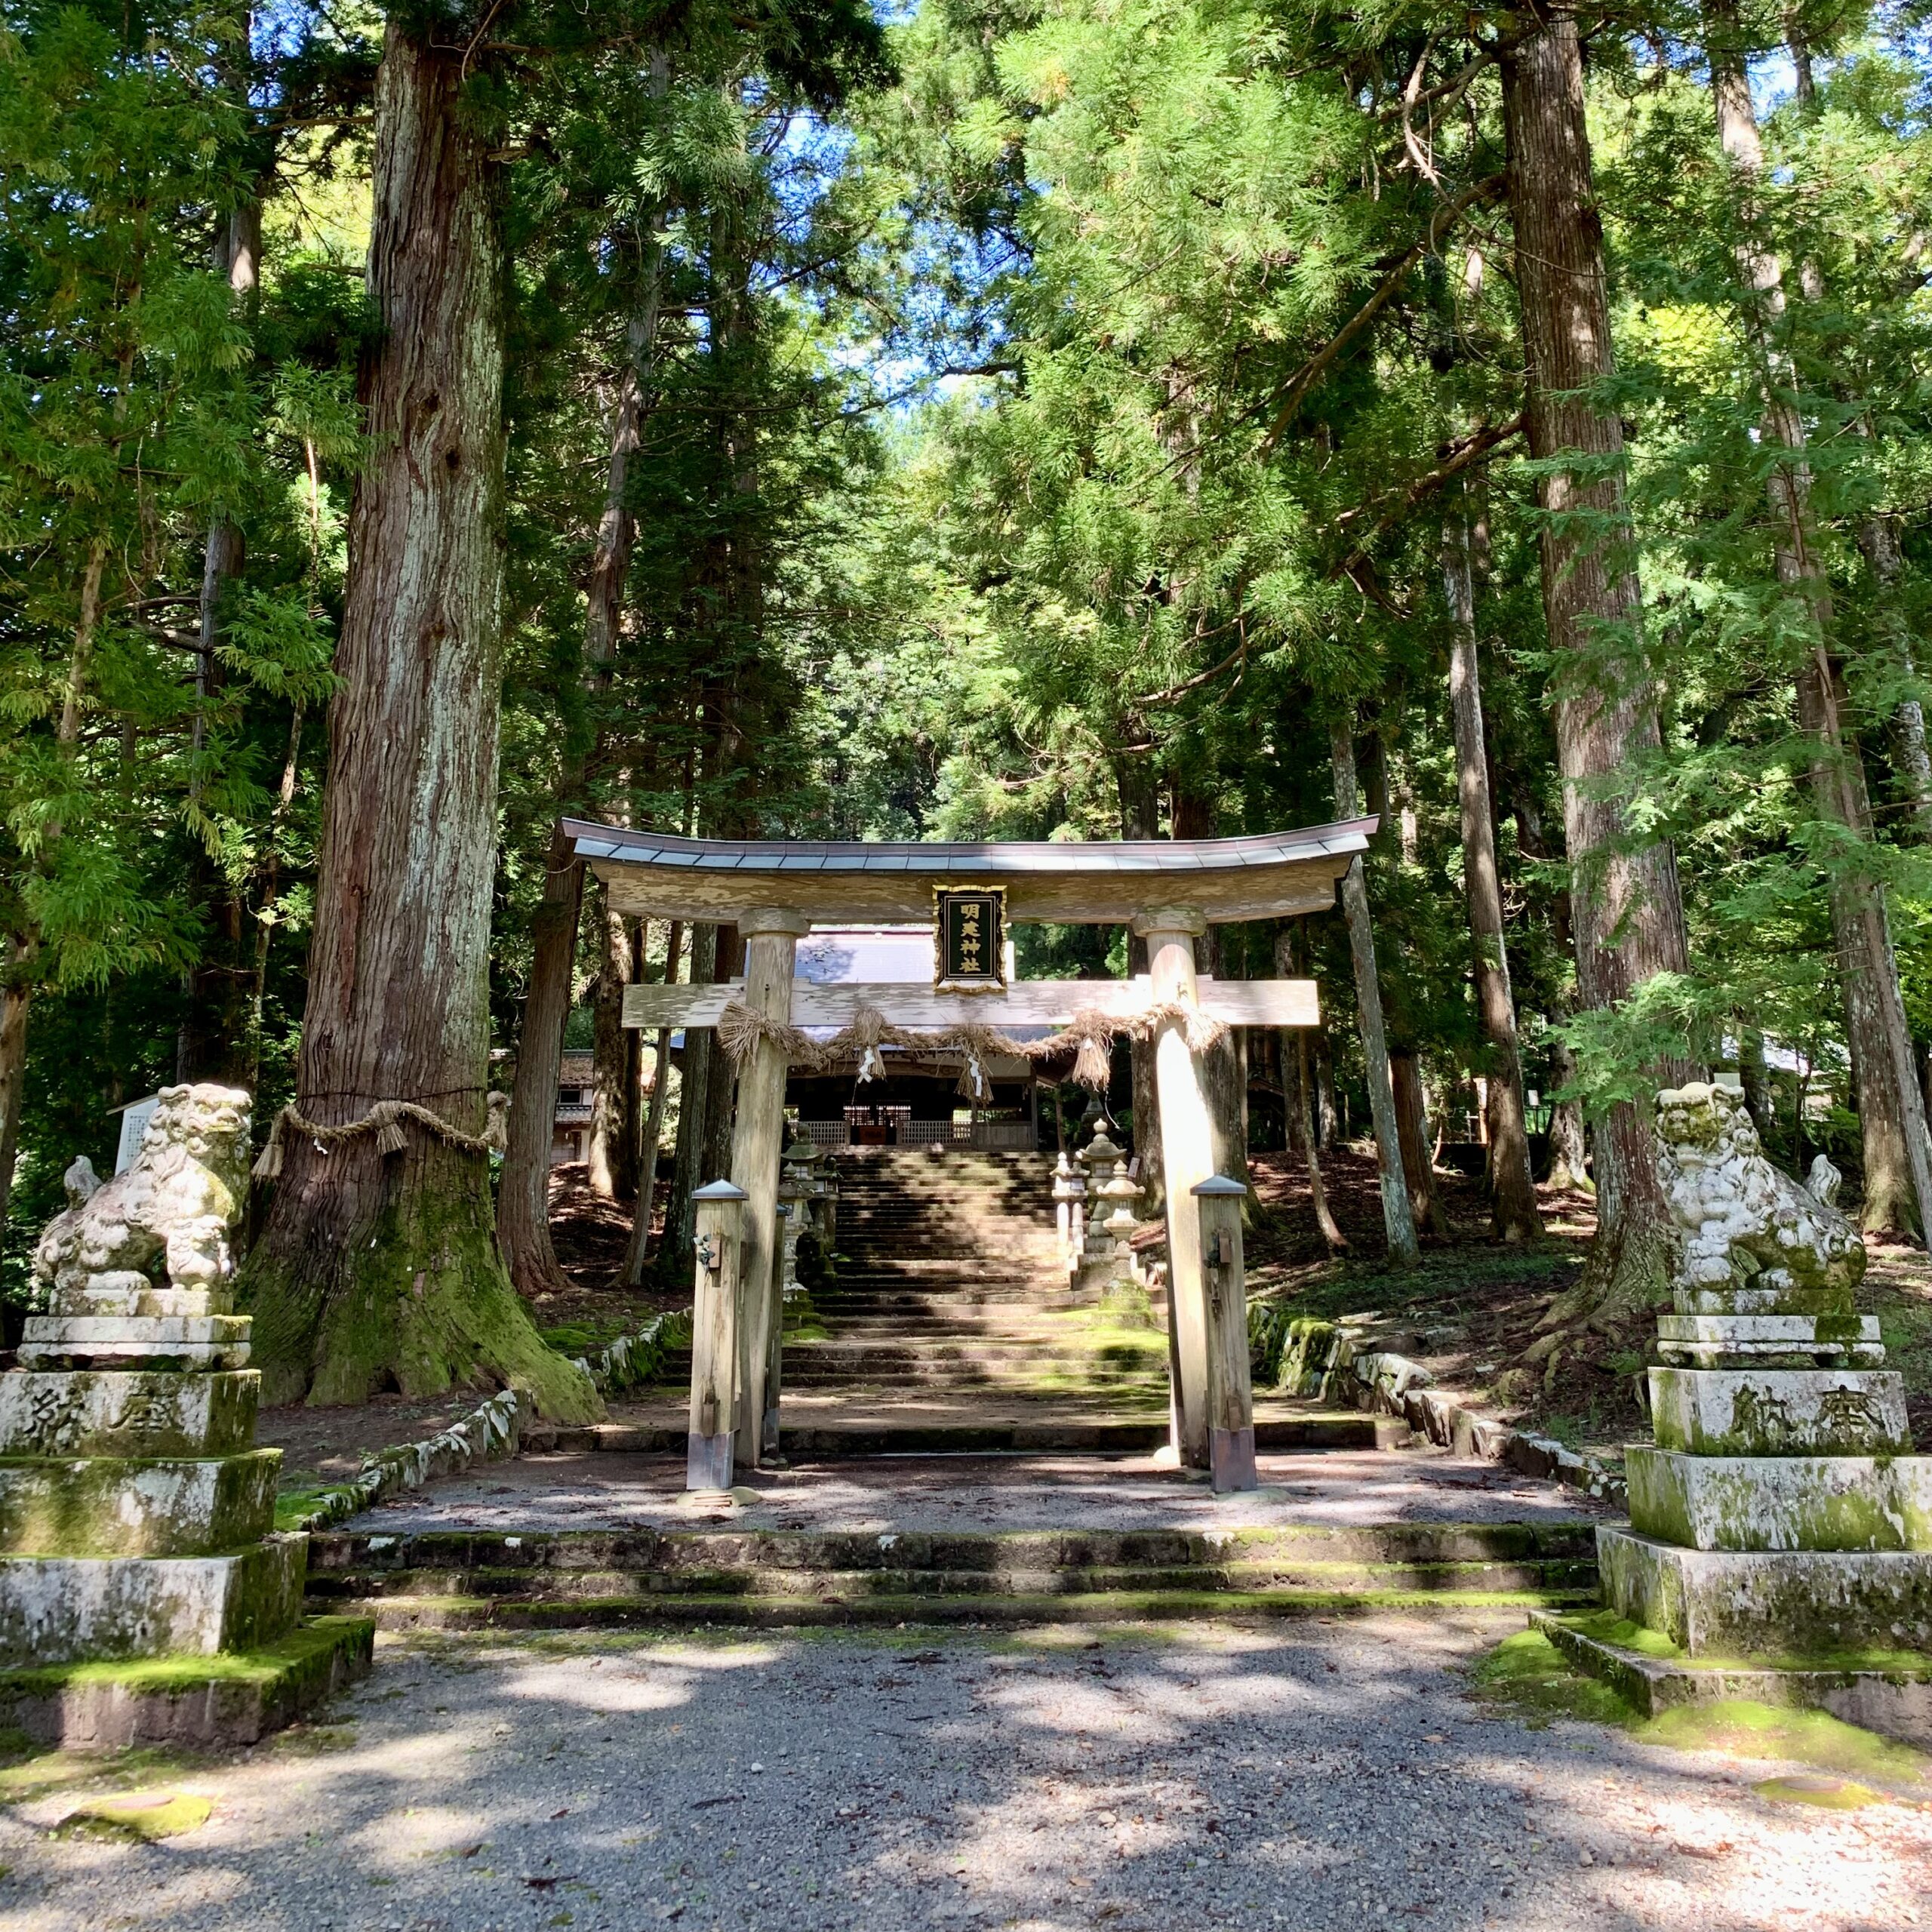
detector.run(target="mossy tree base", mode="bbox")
[241,1145,601,1423]
[0,1615,374,1748]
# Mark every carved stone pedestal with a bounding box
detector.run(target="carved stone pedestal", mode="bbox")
[1552,1082,1932,1743]
[0,1086,367,1742]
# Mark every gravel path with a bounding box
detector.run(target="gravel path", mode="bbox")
[4,1611,1925,1930]
[349,1448,1614,1536]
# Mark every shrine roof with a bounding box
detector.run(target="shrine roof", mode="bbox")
[567,817,1375,926]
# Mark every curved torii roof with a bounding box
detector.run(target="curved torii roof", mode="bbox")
[565,816,1375,926]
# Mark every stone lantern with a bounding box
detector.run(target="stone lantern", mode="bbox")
[1052,1150,1086,1273]
[1095,1157,1143,1261]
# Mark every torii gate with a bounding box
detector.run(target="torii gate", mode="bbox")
[565,817,1374,1494]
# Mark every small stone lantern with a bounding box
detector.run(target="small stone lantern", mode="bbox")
[1053,1150,1086,1272]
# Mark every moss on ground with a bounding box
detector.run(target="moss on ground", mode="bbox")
[275,1485,351,1531]
[51,1792,213,1841]
[0,1741,218,1803]
[1641,1698,1931,1788]
[0,1616,372,1700]
[1472,1629,1932,1795]
[1471,1629,1643,1729]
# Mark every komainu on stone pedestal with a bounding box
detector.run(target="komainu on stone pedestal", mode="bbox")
[0,1084,304,1666]
[1599,1081,1932,1660]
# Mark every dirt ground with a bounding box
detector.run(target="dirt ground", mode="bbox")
[4,1614,1927,1931]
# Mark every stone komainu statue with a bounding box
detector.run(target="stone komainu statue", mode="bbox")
[1654,1081,1864,1300]
[32,1084,253,1297]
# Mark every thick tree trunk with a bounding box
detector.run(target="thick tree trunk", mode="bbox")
[663,922,719,1269]
[1740,1025,1774,1141]
[497,294,656,1281]
[1859,516,1932,835]
[497,820,584,1296]
[700,923,741,1189]
[1502,10,1694,1330]
[1390,1048,1451,1238]
[621,918,681,1284]
[1117,762,1163,1208]
[587,887,635,1199]
[1443,503,1543,1241]
[1331,721,1420,1266]
[179,209,262,1088]
[1313,1025,1339,1148]
[239,25,595,1419]
[1275,924,1346,1251]
[0,938,33,1241]
[1706,3,1932,1236]
[1195,927,1250,1195]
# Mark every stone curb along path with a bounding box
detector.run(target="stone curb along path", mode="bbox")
[283,1312,691,1533]
[1250,1304,1629,1508]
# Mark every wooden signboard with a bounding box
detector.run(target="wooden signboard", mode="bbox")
[934,888,1004,993]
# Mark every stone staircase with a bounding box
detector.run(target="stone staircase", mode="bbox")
[788,1149,1161,1398]
[558,1145,1397,1456]
[306,1521,1601,1631]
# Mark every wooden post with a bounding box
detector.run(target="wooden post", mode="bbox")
[687,1179,747,1494]
[1193,1174,1257,1491]
[1134,906,1215,1467]
[730,909,811,1468]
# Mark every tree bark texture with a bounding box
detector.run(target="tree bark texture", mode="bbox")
[497,290,657,1281]
[1501,9,1693,1327]
[588,888,636,1200]
[178,213,262,1088]
[497,820,585,1296]
[1331,721,1420,1266]
[1118,761,1164,1209]
[700,923,741,1189]
[238,25,597,1420]
[1275,925,1346,1251]
[1442,504,1543,1241]
[663,922,719,1268]
[622,918,681,1284]
[1390,1049,1451,1238]
[0,939,32,1241]
[1706,2,1932,1236]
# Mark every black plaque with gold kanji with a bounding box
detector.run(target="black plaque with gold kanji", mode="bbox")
[934,888,1004,992]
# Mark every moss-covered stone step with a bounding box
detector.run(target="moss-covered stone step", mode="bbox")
[0,1449,280,1558]
[337,1585,1592,1633]
[0,1615,374,1747]
[523,1410,1399,1454]
[312,1519,1596,1575]
[311,1556,1598,1605]
[1530,1607,1932,1748]
[307,1523,1599,1620]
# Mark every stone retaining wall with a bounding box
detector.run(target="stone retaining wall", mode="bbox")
[285,1312,688,1531]
[1248,1299,1627,1506]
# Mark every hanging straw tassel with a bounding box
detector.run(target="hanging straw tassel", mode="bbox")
[484,1091,511,1153]
[372,1102,408,1158]
[251,1110,288,1183]
[1071,1029,1113,1091]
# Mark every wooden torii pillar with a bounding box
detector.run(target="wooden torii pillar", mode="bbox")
[1135,906,1217,1469]
[728,909,811,1468]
